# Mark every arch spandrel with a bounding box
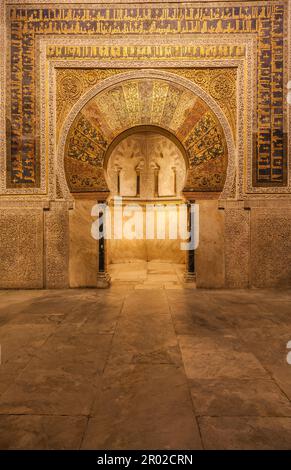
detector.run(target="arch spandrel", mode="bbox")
[61,72,234,197]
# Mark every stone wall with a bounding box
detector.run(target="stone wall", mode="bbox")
[0,199,291,289]
[224,202,250,289]
[249,202,291,288]
[195,200,225,289]
[0,202,70,289]
[0,1,290,290]
[69,198,98,288]
[108,205,186,265]
[0,205,44,288]
[45,202,70,289]
[221,200,291,289]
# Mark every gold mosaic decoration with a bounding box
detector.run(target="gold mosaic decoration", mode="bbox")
[64,77,228,193]
[168,69,237,140]
[56,67,237,140]
[56,69,130,141]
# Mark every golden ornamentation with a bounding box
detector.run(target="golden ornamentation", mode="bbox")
[56,69,131,140]
[56,68,237,140]
[58,71,83,101]
[122,81,141,126]
[151,81,169,124]
[6,4,286,189]
[192,70,210,88]
[209,74,235,101]
[167,68,237,140]
[64,77,228,193]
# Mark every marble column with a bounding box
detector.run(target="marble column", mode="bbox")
[96,197,111,289]
[184,201,196,282]
[114,165,122,196]
[152,163,160,198]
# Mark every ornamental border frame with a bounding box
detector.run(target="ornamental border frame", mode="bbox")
[56,67,238,200]
[2,33,250,198]
[1,26,290,198]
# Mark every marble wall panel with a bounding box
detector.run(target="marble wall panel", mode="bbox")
[69,199,97,288]
[195,200,225,288]
[0,208,43,288]
[224,207,250,288]
[45,202,69,288]
[250,207,291,288]
[108,205,186,264]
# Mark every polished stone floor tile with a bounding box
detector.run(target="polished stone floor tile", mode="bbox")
[178,334,268,380]
[109,261,192,290]
[30,332,113,375]
[0,368,99,416]
[121,289,170,315]
[82,364,202,450]
[0,415,87,450]
[107,314,180,366]
[169,300,233,335]
[264,365,291,401]
[1,278,291,449]
[199,417,291,450]
[190,378,291,417]
[0,323,58,368]
[235,326,291,366]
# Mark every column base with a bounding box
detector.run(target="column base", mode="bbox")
[96,271,111,289]
[183,271,196,283]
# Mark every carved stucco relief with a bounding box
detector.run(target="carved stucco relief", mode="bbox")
[56,69,236,200]
[63,76,229,194]
[1,33,252,199]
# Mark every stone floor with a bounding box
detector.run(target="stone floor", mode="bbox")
[1,262,291,449]
[109,260,190,289]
